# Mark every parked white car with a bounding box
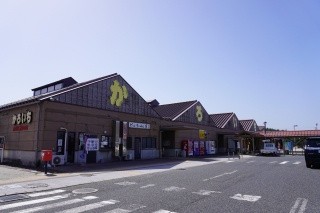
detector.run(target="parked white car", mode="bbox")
[260,140,279,156]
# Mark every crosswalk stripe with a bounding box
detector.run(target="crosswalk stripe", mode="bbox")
[59,199,120,213]
[27,189,66,197]
[0,194,70,211]
[293,161,301,165]
[153,210,177,213]
[269,161,277,164]
[10,196,99,213]
[279,161,289,164]
[105,204,146,212]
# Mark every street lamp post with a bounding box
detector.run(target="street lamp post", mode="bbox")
[60,127,68,164]
[263,121,267,135]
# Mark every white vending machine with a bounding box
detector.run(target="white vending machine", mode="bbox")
[205,141,216,155]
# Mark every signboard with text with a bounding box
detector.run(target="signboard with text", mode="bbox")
[85,138,99,151]
[128,122,150,129]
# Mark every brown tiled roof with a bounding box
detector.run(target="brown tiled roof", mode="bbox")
[0,73,119,110]
[153,100,197,120]
[260,130,320,138]
[210,113,234,128]
[240,119,254,131]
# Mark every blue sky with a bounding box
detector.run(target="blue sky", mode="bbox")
[1,0,319,130]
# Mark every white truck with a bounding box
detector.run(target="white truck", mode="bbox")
[260,140,279,156]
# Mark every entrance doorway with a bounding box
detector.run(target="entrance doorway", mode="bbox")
[67,132,75,163]
[134,137,141,159]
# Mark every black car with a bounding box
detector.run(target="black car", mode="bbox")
[304,137,320,168]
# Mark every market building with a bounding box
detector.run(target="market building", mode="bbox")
[210,112,243,153]
[152,100,234,158]
[0,73,163,166]
[1,73,265,167]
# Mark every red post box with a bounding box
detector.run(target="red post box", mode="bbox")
[41,150,53,162]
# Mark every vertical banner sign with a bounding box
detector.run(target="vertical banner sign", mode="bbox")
[123,121,128,140]
[115,120,120,157]
[122,121,128,157]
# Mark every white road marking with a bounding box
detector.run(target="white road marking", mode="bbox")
[224,161,234,163]
[114,181,137,186]
[140,184,156,188]
[293,161,301,165]
[269,161,278,164]
[105,204,146,212]
[230,194,261,202]
[0,194,70,210]
[192,190,221,195]
[163,186,186,192]
[246,161,255,163]
[153,210,177,213]
[2,184,23,189]
[289,198,308,213]
[83,196,99,200]
[27,189,66,197]
[59,199,120,213]
[203,170,238,182]
[280,161,289,164]
[10,196,98,213]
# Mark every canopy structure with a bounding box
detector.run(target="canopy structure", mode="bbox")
[259,130,320,138]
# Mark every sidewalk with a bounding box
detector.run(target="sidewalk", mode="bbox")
[0,155,252,197]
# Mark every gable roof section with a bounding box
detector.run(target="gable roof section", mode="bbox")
[0,73,118,110]
[240,119,256,132]
[0,74,161,118]
[210,113,234,128]
[154,100,214,126]
[153,100,197,120]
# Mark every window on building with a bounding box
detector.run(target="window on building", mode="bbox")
[127,137,133,149]
[141,137,157,149]
[41,88,48,94]
[55,83,63,90]
[34,90,41,96]
[48,85,55,92]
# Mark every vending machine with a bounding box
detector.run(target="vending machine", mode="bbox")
[188,140,194,157]
[181,140,194,157]
[205,141,216,155]
[199,141,205,156]
[193,141,199,156]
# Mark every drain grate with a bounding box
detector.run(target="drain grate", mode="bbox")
[0,194,29,203]
[72,188,98,194]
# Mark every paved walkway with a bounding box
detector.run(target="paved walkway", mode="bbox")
[0,155,252,197]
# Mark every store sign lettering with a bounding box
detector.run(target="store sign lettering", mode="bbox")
[12,111,32,125]
[196,106,203,122]
[110,80,128,107]
[129,122,150,129]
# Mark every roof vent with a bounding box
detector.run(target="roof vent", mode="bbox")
[147,99,160,108]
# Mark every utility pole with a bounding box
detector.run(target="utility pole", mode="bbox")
[293,125,297,155]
